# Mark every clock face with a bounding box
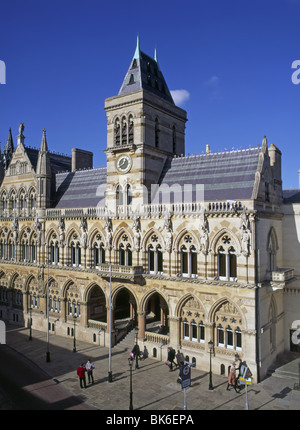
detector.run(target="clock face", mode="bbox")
[116,154,132,173]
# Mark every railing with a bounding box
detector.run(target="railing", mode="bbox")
[145,332,169,344]
[97,264,144,276]
[87,319,107,331]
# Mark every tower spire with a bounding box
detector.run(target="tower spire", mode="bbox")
[134,34,140,59]
[3,128,14,170]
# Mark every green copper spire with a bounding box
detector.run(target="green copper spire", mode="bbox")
[134,35,140,59]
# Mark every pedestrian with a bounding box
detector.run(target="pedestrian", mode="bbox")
[167,347,176,371]
[131,343,140,369]
[85,359,95,384]
[227,363,239,393]
[77,363,86,389]
[176,349,185,367]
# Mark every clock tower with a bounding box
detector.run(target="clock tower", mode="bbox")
[104,37,187,215]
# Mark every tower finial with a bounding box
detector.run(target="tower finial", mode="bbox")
[154,46,157,62]
[134,34,140,59]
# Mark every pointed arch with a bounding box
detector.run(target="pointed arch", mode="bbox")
[210,227,241,255]
[173,228,201,252]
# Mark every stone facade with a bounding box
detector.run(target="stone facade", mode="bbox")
[0,41,299,383]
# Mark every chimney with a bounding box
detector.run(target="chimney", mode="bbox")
[72,148,93,172]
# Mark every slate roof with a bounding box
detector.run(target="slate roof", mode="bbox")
[55,168,107,208]
[283,189,300,203]
[118,40,174,104]
[25,147,71,174]
[158,147,261,202]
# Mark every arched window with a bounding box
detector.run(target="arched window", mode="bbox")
[179,236,198,278]
[128,115,134,144]
[119,243,132,266]
[213,301,243,352]
[216,235,238,281]
[121,116,127,145]
[148,241,163,274]
[114,118,120,146]
[126,184,132,206]
[93,242,105,267]
[70,241,81,267]
[116,184,124,206]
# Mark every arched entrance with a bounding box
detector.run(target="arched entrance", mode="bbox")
[144,292,169,335]
[87,284,106,322]
[114,287,137,326]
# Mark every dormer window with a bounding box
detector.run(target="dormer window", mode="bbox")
[131,59,137,69]
[129,74,135,85]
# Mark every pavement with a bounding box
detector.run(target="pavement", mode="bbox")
[1,324,300,411]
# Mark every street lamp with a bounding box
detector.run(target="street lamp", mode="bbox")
[46,258,51,362]
[128,357,133,410]
[73,314,77,352]
[208,340,214,390]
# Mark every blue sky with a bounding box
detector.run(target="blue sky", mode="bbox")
[1,0,300,188]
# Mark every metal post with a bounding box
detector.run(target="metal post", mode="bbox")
[245,383,249,410]
[135,328,139,370]
[46,259,51,362]
[129,358,133,410]
[184,387,187,410]
[28,306,32,341]
[73,316,77,352]
[108,262,112,382]
[208,340,213,390]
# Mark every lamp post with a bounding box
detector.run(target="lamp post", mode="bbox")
[73,314,77,352]
[208,340,214,390]
[134,327,139,370]
[46,258,51,362]
[108,262,113,382]
[128,357,133,410]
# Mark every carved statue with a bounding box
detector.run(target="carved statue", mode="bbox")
[34,213,42,246]
[163,211,173,253]
[104,217,112,251]
[240,209,251,256]
[58,217,65,247]
[18,123,25,136]
[199,210,209,254]
[80,217,88,248]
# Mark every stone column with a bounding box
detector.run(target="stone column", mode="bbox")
[137,311,146,340]
[168,316,181,347]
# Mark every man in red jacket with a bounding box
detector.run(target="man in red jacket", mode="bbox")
[77,363,86,388]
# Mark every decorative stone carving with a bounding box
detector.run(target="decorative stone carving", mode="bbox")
[80,217,88,249]
[199,210,209,254]
[34,213,42,246]
[163,212,173,253]
[58,217,65,247]
[133,214,141,252]
[240,208,251,256]
[104,217,112,251]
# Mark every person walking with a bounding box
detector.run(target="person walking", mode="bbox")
[167,347,176,371]
[176,350,185,367]
[85,359,95,384]
[77,363,86,389]
[227,363,239,393]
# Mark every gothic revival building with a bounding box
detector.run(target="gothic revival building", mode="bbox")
[0,39,299,382]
